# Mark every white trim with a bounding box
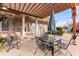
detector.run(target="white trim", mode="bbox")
[35,19,38,36]
[22,15,25,36]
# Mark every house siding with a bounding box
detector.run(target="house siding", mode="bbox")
[0,18,22,35]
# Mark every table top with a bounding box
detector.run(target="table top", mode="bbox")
[48,35,61,42]
[54,35,61,42]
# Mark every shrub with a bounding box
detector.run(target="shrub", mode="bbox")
[56,27,64,35]
[48,27,64,35]
[0,36,6,42]
[56,27,63,31]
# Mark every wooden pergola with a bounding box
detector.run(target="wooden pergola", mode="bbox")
[0,3,78,33]
[1,3,71,18]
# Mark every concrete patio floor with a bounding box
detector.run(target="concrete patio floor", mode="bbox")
[0,33,79,56]
[55,33,79,56]
[0,38,51,56]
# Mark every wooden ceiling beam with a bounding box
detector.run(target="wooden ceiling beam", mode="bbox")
[75,3,79,6]
[3,3,9,8]
[28,3,41,14]
[31,3,43,14]
[9,3,11,9]
[18,3,21,11]
[11,3,15,10]
[36,4,70,21]
[35,4,54,16]
[71,3,76,16]
[24,3,31,13]
[25,3,36,13]
[21,3,26,12]
[15,3,16,10]
[19,3,25,12]
[15,3,19,11]
[33,4,56,18]
[27,4,36,13]
[54,3,71,14]
[0,7,43,18]
[37,8,52,18]
[33,3,48,15]
[2,3,72,19]
[36,4,60,16]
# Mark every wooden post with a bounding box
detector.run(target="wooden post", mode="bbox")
[72,16,76,33]
[71,3,76,33]
[71,3,77,45]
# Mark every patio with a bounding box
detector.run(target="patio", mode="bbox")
[0,33,78,56]
[0,35,51,56]
[0,3,78,56]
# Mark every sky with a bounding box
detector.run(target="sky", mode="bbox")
[54,6,79,27]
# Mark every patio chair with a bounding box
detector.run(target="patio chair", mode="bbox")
[54,38,72,56]
[34,36,51,56]
[5,35,20,52]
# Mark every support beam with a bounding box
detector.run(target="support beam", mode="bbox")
[22,15,25,36]
[29,23,32,34]
[0,7,43,18]
[72,16,76,33]
[35,18,38,36]
[71,3,76,33]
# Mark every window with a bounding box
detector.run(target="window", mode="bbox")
[2,16,9,31]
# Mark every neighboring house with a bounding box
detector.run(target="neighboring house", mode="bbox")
[63,21,79,32]
[63,22,72,32]
[71,22,79,31]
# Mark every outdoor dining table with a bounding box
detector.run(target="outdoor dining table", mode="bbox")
[51,35,72,56]
[47,35,62,56]
[35,34,62,56]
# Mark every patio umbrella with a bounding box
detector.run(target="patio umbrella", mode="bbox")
[48,11,55,32]
[48,11,55,56]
